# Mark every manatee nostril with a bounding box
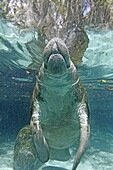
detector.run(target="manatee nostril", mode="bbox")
[52,42,59,54]
[56,41,70,68]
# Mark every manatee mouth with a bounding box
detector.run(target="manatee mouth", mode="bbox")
[47,53,67,75]
[43,38,70,75]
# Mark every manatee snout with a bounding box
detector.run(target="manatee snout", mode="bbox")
[47,53,67,74]
[43,38,70,75]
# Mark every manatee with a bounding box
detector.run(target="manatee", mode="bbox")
[14,38,90,170]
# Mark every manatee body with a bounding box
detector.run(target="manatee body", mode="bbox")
[14,38,90,170]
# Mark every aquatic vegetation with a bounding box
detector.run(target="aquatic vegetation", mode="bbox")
[85,0,113,29]
[0,0,113,31]
[0,0,89,66]
[0,0,113,69]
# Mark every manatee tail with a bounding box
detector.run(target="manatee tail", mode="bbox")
[72,102,90,170]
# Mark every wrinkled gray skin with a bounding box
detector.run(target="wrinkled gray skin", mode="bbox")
[14,38,90,170]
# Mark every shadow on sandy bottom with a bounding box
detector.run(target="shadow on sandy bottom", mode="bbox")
[42,166,68,170]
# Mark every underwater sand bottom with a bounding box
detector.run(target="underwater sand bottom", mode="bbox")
[0,130,113,170]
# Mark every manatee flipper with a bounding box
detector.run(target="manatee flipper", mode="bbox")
[30,107,49,163]
[33,129,50,163]
[14,125,42,170]
[72,101,90,170]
